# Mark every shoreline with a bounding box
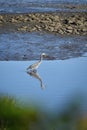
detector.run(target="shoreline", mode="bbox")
[0,12,87,35]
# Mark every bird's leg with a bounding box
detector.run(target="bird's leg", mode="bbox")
[27,66,29,70]
[32,69,37,73]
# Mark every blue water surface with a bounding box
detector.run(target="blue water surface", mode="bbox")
[0,0,87,13]
[0,0,87,4]
[0,57,87,114]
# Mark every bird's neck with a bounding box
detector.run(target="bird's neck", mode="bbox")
[40,55,43,62]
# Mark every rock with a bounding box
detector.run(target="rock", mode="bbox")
[66,29,73,33]
[54,15,60,21]
[74,29,80,34]
[84,21,87,26]
[0,12,87,35]
[67,26,73,30]
[11,18,18,23]
[29,27,37,32]
[0,21,2,23]
[0,15,3,23]
[77,21,82,25]
[58,29,64,34]
[63,19,68,24]
[0,15,3,20]
[69,21,77,25]
[24,17,29,22]
[48,26,54,32]
[82,28,87,32]
[18,26,27,31]
[35,25,42,31]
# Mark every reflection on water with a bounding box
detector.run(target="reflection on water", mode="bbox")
[27,70,45,90]
[0,57,87,115]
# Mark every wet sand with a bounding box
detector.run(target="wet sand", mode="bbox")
[0,33,87,60]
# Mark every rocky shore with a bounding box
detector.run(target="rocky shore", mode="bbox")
[0,12,87,35]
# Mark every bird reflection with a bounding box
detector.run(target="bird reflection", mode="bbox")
[27,70,45,90]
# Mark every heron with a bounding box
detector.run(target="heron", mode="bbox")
[27,53,46,71]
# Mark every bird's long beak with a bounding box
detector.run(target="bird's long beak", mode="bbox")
[43,54,48,57]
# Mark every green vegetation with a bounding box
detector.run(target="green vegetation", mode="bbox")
[0,96,87,130]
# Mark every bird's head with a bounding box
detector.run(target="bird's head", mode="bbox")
[41,53,46,56]
[41,53,47,58]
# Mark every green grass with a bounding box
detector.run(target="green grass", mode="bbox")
[0,96,87,130]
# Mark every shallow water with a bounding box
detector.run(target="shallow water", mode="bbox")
[0,32,87,60]
[0,0,87,13]
[0,56,87,114]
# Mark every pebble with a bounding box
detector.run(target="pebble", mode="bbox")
[0,13,87,35]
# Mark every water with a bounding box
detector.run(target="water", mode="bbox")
[0,57,87,114]
[0,30,87,115]
[0,0,87,4]
[0,0,87,120]
[0,32,87,60]
[0,0,87,13]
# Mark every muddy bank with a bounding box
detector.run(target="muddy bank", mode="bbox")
[0,33,87,60]
[0,12,87,35]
